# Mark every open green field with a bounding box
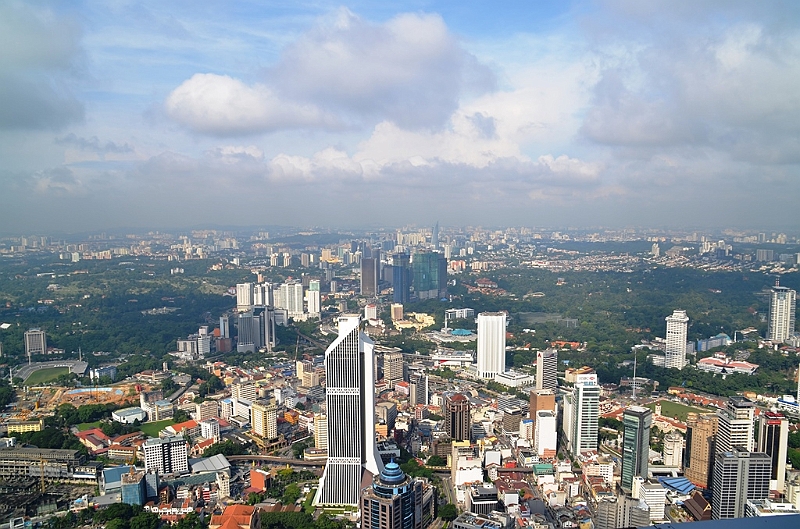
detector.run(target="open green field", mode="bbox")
[24,367,69,385]
[140,419,175,438]
[77,421,103,431]
[645,400,709,422]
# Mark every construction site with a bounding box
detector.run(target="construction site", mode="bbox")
[8,382,152,422]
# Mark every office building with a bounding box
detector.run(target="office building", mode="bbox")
[444,393,471,442]
[622,406,653,492]
[665,310,689,370]
[409,373,428,407]
[237,311,258,353]
[767,283,796,343]
[143,436,189,475]
[536,349,558,390]
[562,374,600,456]
[121,470,147,506]
[529,388,556,418]
[200,418,220,442]
[392,253,411,304]
[219,315,230,338]
[534,410,557,457]
[382,352,404,389]
[360,460,429,529]
[663,432,684,468]
[758,411,789,493]
[361,257,379,297]
[24,328,47,360]
[685,412,718,488]
[412,251,447,300]
[314,414,328,450]
[716,396,755,454]
[476,312,506,379]
[251,399,277,440]
[307,280,321,316]
[278,281,305,318]
[316,316,384,506]
[236,283,253,312]
[712,447,771,519]
[632,478,667,521]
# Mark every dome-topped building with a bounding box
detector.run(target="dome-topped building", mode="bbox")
[361,459,433,529]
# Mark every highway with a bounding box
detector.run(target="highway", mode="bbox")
[227,455,326,467]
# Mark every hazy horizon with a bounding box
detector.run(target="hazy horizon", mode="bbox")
[3,1,800,233]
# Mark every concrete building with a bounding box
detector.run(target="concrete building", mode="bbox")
[383,352,404,389]
[476,312,506,379]
[24,328,47,361]
[534,410,557,457]
[767,283,796,343]
[314,414,328,451]
[316,316,384,506]
[685,412,718,489]
[665,310,689,370]
[663,432,684,468]
[716,396,755,454]
[444,393,471,442]
[236,283,253,312]
[535,349,558,390]
[757,411,789,493]
[712,447,771,519]
[562,373,600,456]
[143,436,189,475]
[251,399,277,440]
[360,460,429,529]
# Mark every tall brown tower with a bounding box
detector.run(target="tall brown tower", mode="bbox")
[444,393,471,442]
[685,412,718,488]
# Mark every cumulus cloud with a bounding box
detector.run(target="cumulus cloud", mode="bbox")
[165,73,336,135]
[0,3,84,130]
[165,9,493,135]
[56,133,134,154]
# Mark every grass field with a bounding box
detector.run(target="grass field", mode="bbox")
[24,367,69,385]
[140,419,175,438]
[645,400,708,422]
[77,421,103,431]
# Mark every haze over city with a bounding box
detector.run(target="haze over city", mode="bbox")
[2,0,800,233]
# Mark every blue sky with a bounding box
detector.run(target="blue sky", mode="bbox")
[2,0,800,233]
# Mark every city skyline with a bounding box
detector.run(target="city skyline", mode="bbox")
[3,1,800,232]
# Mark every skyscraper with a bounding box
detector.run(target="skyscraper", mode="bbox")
[711,447,771,519]
[685,413,718,488]
[411,251,447,300]
[536,349,558,390]
[391,253,411,304]
[383,352,404,389]
[409,373,428,407]
[716,396,755,454]
[563,374,600,457]
[444,393,471,442]
[767,283,796,343]
[251,398,277,440]
[316,316,383,507]
[534,410,557,457]
[307,280,321,316]
[143,436,189,475]
[529,388,556,418]
[476,312,506,379]
[219,315,230,339]
[360,460,427,529]
[621,406,653,492]
[361,257,379,297]
[236,283,253,312]
[757,411,789,493]
[236,311,258,353]
[24,328,47,362]
[665,310,689,370]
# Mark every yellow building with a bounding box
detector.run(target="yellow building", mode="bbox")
[7,419,44,434]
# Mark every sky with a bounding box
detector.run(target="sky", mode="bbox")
[2,0,800,234]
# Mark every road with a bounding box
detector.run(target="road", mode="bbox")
[227,455,326,467]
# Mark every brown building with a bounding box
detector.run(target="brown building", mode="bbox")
[529,388,556,418]
[684,412,718,489]
[209,505,260,529]
[444,393,471,442]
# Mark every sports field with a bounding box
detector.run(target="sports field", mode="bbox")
[645,400,708,422]
[140,419,176,438]
[24,367,69,385]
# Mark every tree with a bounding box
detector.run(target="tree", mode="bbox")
[439,504,457,521]
[427,455,447,466]
[130,512,159,529]
[282,483,301,504]
[173,409,191,423]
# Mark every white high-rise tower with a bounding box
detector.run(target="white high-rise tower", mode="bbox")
[315,316,383,506]
[767,282,796,343]
[665,310,689,370]
[476,312,506,379]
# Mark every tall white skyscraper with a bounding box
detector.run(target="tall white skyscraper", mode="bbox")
[563,373,600,457]
[757,411,788,493]
[767,283,796,343]
[716,396,755,454]
[307,280,321,316]
[476,312,506,379]
[534,410,557,457]
[536,349,558,390]
[278,281,305,318]
[665,310,689,370]
[315,316,383,507]
[236,283,253,312]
